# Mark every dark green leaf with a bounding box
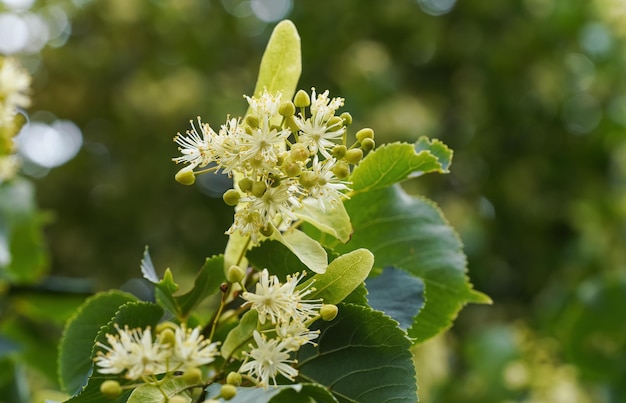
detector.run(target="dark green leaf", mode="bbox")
[248,240,308,280]
[175,255,226,318]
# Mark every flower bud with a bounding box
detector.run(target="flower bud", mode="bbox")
[245,115,259,128]
[332,161,350,179]
[223,189,241,206]
[355,128,374,142]
[238,177,253,192]
[294,89,311,108]
[100,380,122,399]
[290,143,309,162]
[340,112,353,126]
[181,367,203,384]
[360,138,375,152]
[175,166,196,185]
[226,371,242,386]
[220,384,237,400]
[327,116,343,128]
[299,171,318,189]
[332,145,347,159]
[251,181,267,197]
[320,304,339,321]
[282,159,302,177]
[158,327,176,347]
[227,265,245,283]
[344,148,363,165]
[278,101,296,117]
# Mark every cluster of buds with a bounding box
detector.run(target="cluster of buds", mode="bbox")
[0,56,31,182]
[173,88,375,243]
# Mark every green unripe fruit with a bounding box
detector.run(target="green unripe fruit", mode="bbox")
[181,367,203,385]
[100,380,122,399]
[320,304,339,321]
[278,101,296,117]
[299,171,318,189]
[355,127,374,142]
[220,384,237,400]
[294,89,311,107]
[226,371,242,386]
[290,143,309,162]
[223,189,241,206]
[344,148,364,165]
[361,138,375,152]
[227,265,245,283]
[332,145,347,159]
[327,116,343,128]
[238,177,253,192]
[245,115,259,128]
[251,181,267,198]
[332,161,351,179]
[175,166,195,185]
[340,112,353,125]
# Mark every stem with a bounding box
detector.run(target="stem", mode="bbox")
[209,282,231,341]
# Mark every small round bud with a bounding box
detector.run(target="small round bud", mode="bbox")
[294,89,311,108]
[299,171,318,189]
[238,177,253,192]
[181,367,203,385]
[278,101,296,117]
[223,189,241,206]
[290,143,309,162]
[245,115,259,128]
[175,166,196,185]
[332,161,350,179]
[332,145,347,159]
[158,327,176,347]
[168,396,188,403]
[100,380,122,399]
[220,384,238,400]
[259,225,273,237]
[251,181,267,198]
[283,160,302,177]
[355,128,374,142]
[327,116,343,128]
[226,371,242,386]
[227,265,245,283]
[156,321,178,333]
[320,304,339,321]
[340,112,353,125]
[344,148,363,165]
[360,138,375,152]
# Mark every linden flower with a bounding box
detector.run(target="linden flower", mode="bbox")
[308,156,351,208]
[94,325,169,380]
[0,57,31,113]
[295,88,345,158]
[169,324,220,370]
[239,330,298,389]
[242,269,323,325]
[275,319,320,351]
[172,117,216,169]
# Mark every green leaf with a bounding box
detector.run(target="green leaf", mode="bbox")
[294,198,352,243]
[154,268,181,317]
[175,255,226,319]
[221,310,258,360]
[58,290,137,396]
[270,228,328,274]
[297,303,417,403]
[247,240,308,280]
[128,378,191,403]
[205,383,338,403]
[306,249,374,305]
[251,19,301,103]
[366,267,425,331]
[350,139,453,194]
[342,283,368,306]
[335,185,489,343]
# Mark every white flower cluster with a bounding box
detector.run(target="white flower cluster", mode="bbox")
[172,88,373,244]
[94,323,219,381]
[0,57,31,182]
[239,269,323,388]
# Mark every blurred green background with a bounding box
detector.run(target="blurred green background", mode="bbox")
[2,0,626,401]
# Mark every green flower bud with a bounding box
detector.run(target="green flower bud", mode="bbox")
[168,396,188,403]
[158,327,176,347]
[294,89,311,108]
[181,367,203,385]
[327,116,343,128]
[344,148,363,165]
[227,265,245,283]
[332,145,347,159]
[290,143,309,161]
[278,101,296,117]
[156,321,178,333]
[251,181,267,198]
[100,380,122,399]
[340,112,353,125]
[332,161,350,179]
[226,371,242,386]
[360,137,375,152]
[220,384,237,400]
[299,171,318,189]
[223,189,241,206]
[238,177,253,192]
[355,128,374,142]
[320,304,339,321]
[245,115,259,128]
[175,166,196,185]
[283,159,302,177]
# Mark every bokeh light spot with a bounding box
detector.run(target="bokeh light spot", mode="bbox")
[0,13,29,54]
[562,93,602,135]
[16,120,83,169]
[417,0,456,16]
[250,0,292,22]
